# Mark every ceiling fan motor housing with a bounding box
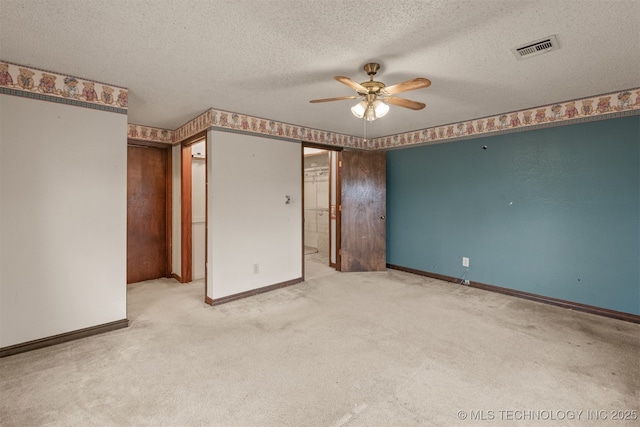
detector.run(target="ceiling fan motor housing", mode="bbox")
[359,81,385,95]
[363,62,380,76]
[359,63,386,95]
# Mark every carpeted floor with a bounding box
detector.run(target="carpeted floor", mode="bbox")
[305,253,335,280]
[1,264,638,426]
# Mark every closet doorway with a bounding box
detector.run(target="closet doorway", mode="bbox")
[190,140,206,281]
[180,132,208,300]
[303,145,340,279]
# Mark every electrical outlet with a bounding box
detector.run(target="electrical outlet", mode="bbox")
[463,279,470,285]
[253,263,259,274]
[462,257,469,268]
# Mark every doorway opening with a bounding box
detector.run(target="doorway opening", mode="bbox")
[303,145,340,280]
[190,140,207,281]
[180,132,208,300]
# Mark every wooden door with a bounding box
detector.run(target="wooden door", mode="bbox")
[340,150,386,271]
[127,145,169,283]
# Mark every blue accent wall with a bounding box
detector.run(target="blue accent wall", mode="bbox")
[386,116,640,315]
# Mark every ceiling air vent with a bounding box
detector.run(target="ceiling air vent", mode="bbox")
[511,35,559,60]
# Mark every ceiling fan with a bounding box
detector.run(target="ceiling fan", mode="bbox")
[309,62,431,122]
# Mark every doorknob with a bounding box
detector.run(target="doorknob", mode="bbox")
[380,215,385,220]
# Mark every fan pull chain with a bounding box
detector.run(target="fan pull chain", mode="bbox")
[363,117,367,145]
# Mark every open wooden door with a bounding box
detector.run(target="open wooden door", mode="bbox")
[339,150,386,272]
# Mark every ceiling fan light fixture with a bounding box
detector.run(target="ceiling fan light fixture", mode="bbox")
[351,100,367,118]
[364,104,376,122]
[353,98,389,121]
[373,99,389,118]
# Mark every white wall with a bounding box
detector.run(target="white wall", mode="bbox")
[207,131,302,300]
[0,96,127,347]
[191,141,206,280]
[171,144,181,276]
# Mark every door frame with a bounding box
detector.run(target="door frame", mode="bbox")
[127,139,173,281]
[180,131,207,286]
[302,142,343,276]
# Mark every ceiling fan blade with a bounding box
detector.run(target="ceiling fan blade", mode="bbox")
[385,96,426,110]
[309,95,361,103]
[334,76,369,93]
[381,78,431,95]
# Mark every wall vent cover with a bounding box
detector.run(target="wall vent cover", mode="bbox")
[512,35,559,60]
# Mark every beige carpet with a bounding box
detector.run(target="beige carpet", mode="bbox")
[1,267,638,426]
[305,254,335,280]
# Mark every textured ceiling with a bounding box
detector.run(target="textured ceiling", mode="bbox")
[1,0,639,139]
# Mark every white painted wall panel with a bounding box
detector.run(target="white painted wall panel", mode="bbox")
[207,131,302,300]
[0,96,127,347]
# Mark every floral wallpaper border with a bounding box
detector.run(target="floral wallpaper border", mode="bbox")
[130,108,365,148]
[174,108,366,148]
[131,88,640,149]
[2,60,636,149]
[0,61,128,114]
[127,124,174,143]
[370,88,640,149]
[172,109,214,143]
